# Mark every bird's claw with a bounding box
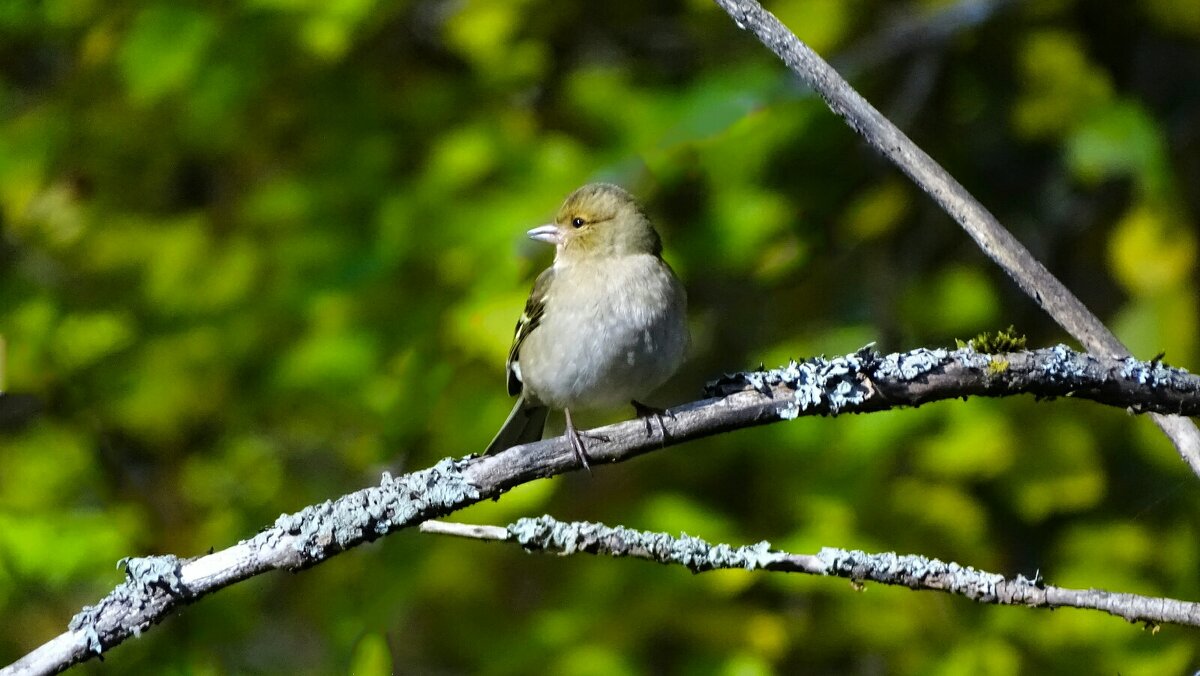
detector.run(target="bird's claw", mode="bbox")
[568,428,592,472]
[631,400,673,441]
[563,408,596,473]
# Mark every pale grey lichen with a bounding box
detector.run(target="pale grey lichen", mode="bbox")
[951,348,989,369]
[874,347,950,380]
[767,350,874,417]
[68,555,186,655]
[121,555,185,594]
[779,399,801,420]
[510,515,783,573]
[1121,357,1153,385]
[816,547,1007,600]
[268,457,479,563]
[1118,355,1191,389]
[1040,343,1088,382]
[68,603,107,655]
[709,345,963,421]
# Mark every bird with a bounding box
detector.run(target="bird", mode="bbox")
[484,183,689,469]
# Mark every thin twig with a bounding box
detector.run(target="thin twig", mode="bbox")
[422,515,1200,628]
[419,521,510,541]
[712,0,1200,474]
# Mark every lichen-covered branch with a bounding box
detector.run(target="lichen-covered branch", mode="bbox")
[711,0,1200,473]
[420,516,1200,628]
[6,344,1198,675]
[704,345,1200,418]
[3,460,484,676]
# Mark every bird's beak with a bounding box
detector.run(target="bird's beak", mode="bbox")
[527,224,562,245]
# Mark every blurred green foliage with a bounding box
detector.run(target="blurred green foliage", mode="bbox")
[2,0,1200,673]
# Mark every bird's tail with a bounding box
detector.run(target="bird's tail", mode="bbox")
[484,398,549,455]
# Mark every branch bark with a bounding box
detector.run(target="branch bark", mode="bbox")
[420,516,1200,628]
[711,0,1200,474]
[4,344,1197,675]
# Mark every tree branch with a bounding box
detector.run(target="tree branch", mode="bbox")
[5,344,1197,675]
[420,516,1200,628]
[711,0,1200,474]
[705,345,1200,418]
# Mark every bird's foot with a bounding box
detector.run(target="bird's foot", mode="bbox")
[563,408,601,473]
[631,400,674,441]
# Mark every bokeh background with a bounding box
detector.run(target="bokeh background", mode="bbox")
[3,0,1200,673]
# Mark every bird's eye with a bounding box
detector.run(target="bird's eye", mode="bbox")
[571,217,585,228]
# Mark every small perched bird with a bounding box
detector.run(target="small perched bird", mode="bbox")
[484,183,689,468]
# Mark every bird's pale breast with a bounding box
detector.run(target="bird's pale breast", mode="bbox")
[519,254,687,411]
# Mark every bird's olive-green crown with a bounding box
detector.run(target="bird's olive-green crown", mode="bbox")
[553,183,662,258]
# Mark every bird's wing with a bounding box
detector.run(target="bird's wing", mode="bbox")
[506,267,553,396]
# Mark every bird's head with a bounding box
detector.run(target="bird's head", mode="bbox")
[527,183,662,262]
